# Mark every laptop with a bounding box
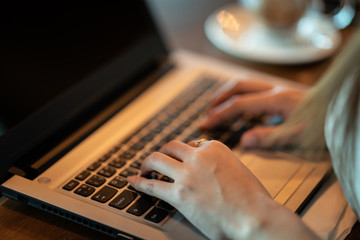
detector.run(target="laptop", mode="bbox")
[0,1,331,239]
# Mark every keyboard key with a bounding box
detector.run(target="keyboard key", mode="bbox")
[126,195,157,216]
[156,200,175,211]
[178,122,189,131]
[156,112,168,122]
[145,207,169,223]
[75,170,91,181]
[139,152,151,161]
[173,100,188,111]
[74,184,95,197]
[120,168,139,177]
[182,136,194,143]
[91,186,118,203]
[189,113,200,121]
[130,142,145,151]
[109,159,126,168]
[189,130,201,139]
[160,118,171,127]
[63,180,79,191]
[161,134,176,144]
[150,144,161,152]
[171,128,183,136]
[164,105,178,114]
[109,190,138,210]
[144,172,159,180]
[130,160,142,169]
[119,151,136,161]
[140,133,155,142]
[160,175,174,183]
[98,153,112,162]
[127,185,139,192]
[121,136,132,144]
[109,176,128,189]
[109,146,120,154]
[166,111,179,119]
[86,175,106,187]
[141,119,153,129]
[98,166,116,178]
[151,124,164,134]
[87,161,102,171]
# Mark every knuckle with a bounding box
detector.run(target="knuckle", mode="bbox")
[167,140,181,149]
[200,140,222,151]
[150,151,162,160]
[160,139,178,151]
[209,140,223,148]
[147,152,162,164]
[192,149,205,161]
[132,178,143,190]
[181,167,193,178]
[144,181,155,195]
[142,152,162,170]
[172,168,194,202]
[168,139,178,145]
[135,179,155,195]
[173,184,189,202]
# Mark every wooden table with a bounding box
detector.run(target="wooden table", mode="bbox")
[1,0,358,239]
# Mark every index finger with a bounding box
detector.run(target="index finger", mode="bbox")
[141,152,183,180]
[202,91,275,128]
[208,76,273,110]
[127,176,175,205]
[159,140,194,163]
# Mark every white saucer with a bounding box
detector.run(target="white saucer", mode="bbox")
[204,4,341,64]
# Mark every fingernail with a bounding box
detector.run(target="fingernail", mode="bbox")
[242,134,258,147]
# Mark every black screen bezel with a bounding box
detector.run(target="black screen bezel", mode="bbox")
[0,0,168,182]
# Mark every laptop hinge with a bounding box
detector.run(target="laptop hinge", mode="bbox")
[14,61,175,181]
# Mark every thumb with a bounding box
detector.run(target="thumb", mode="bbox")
[241,124,303,148]
[241,126,280,148]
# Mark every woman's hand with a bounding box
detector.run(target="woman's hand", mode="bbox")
[200,76,308,148]
[128,140,319,240]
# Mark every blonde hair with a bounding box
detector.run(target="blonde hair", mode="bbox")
[278,29,360,217]
[275,29,360,152]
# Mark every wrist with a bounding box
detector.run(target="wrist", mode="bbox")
[220,196,320,240]
[218,192,272,239]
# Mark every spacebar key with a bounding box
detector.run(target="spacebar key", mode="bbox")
[126,195,156,216]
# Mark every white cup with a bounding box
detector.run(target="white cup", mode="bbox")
[240,0,356,32]
[241,0,310,33]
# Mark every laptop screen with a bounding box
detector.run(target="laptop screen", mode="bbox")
[0,1,167,180]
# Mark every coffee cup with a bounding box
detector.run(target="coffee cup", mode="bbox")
[240,0,310,33]
[240,0,356,32]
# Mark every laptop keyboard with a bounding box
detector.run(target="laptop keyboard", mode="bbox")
[62,76,257,225]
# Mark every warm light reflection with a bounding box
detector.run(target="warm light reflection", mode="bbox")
[216,10,240,32]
